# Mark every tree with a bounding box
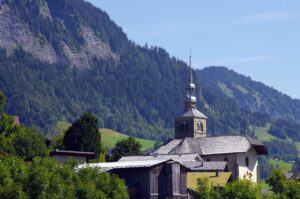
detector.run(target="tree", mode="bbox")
[222,180,262,199]
[111,137,142,161]
[266,170,286,194]
[13,127,47,160]
[0,90,5,112]
[63,113,101,155]
[0,156,129,199]
[267,170,300,198]
[189,178,221,199]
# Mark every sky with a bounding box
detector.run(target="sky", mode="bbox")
[87,0,300,99]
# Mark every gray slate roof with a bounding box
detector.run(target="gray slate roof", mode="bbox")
[177,109,208,119]
[119,153,203,162]
[151,135,268,156]
[181,161,228,171]
[77,159,168,172]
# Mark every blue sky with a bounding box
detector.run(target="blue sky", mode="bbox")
[88,0,300,99]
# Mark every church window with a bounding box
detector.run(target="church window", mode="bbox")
[245,157,249,166]
[197,122,204,132]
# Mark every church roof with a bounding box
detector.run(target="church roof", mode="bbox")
[77,159,168,172]
[119,153,202,162]
[181,161,228,171]
[151,135,268,156]
[177,109,208,119]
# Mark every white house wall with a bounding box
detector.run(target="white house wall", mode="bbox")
[237,148,258,182]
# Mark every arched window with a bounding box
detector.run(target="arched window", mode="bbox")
[245,157,249,166]
[224,157,228,162]
[197,122,204,132]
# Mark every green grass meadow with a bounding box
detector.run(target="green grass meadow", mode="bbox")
[56,121,156,151]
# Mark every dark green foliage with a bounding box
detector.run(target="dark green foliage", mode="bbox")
[264,139,298,161]
[0,107,47,159]
[197,66,300,124]
[0,156,129,199]
[269,119,300,141]
[266,170,286,194]
[0,0,298,143]
[0,91,5,112]
[292,158,300,173]
[188,178,221,199]
[267,170,300,198]
[258,156,275,180]
[0,0,272,141]
[63,113,101,155]
[190,179,261,199]
[13,128,47,160]
[222,180,262,199]
[111,137,142,161]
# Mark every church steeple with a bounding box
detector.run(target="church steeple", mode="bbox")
[175,51,208,139]
[185,51,197,110]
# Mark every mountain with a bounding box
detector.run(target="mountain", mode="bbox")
[197,66,300,123]
[0,0,298,143]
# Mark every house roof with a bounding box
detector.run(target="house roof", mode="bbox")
[151,135,268,156]
[119,153,203,162]
[181,161,228,171]
[177,109,208,119]
[50,149,95,157]
[77,159,169,172]
[78,158,229,173]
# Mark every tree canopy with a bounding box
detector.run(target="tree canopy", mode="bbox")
[0,91,5,112]
[0,156,129,199]
[111,136,142,161]
[63,113,102,155]
[190,170,300,199]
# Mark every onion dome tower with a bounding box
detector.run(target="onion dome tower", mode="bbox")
[175,52,207,139]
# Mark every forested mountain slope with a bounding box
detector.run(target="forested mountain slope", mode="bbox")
[197,67,300,123]
[0,0,298,142]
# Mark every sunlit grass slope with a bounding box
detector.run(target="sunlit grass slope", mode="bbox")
[56,122,156,151]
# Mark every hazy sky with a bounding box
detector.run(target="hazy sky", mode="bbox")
[87,0,300,99]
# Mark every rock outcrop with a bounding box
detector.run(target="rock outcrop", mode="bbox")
[0,2,119,69]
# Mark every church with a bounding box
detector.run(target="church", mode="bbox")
[151,55,268,182]
[79,57,268,198]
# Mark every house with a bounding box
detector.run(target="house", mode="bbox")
[50,149,95,164]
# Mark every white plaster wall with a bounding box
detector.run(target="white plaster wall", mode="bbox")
[237,148,258,182]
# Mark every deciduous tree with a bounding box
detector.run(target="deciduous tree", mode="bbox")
[63,113,101,155]
[111,137,142,161]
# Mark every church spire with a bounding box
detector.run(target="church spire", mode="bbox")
[189,49,192,84]
[175,50,208,139]
[185,49,196,110]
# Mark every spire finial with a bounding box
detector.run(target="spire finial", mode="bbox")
[189,48,193,83]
